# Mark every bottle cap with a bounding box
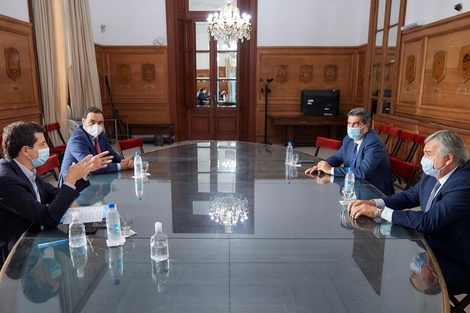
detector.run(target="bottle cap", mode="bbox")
[155,222,162,233]
[348,166,353,171]
[135,151,140,156]
[108,202,115,209]
[71,211,79,221]
[288,142,292,145]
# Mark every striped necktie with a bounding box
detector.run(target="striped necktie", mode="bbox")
[424,181,441,212]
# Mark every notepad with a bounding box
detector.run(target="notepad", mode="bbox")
[60,205,106,224]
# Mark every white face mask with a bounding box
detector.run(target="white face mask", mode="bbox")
[85,124,103,138]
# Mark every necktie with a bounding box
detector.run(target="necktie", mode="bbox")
[351,143,358,166]
[94,137,101,154]
[424,181,441,212]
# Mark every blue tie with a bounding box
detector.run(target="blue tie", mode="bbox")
[351,143,358,166]
[424,181,441,212]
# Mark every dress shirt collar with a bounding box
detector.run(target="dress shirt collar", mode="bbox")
[13,158,37,182]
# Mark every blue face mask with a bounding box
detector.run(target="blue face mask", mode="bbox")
[347,125,366,140]
[410,252,429,273]
[420,156,445,177]
[29,147,50,167]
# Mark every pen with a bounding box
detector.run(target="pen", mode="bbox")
[37,239,69,249]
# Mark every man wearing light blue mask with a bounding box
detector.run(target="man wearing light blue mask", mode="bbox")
[0,121,109,269]
[349,130,470,296]
[305,107,394,196]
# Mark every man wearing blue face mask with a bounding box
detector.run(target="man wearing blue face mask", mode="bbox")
[0,122,108,269]
[59,107,134,184]
[305,107,394,195]
[349,130,470,296]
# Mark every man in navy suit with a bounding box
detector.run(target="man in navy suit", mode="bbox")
[349,130,470,296]
[59,107,133,183]
[0,122,107,269]
[305,107,394,195]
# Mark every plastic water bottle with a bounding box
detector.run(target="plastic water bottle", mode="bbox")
[70,245,88,278]
[344,166,355,199]
[285,142,293,165]
[134,151,143,178]
[106,202,125,247]
[150,222,169,261]
[109,246,123,285]
[69,212,86,248]
[285,164,292,184]
[135,177,144,201]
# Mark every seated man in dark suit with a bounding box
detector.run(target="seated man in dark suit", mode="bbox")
[0,121,108,269]
[305,107,394,195]
[349,130,470,296]
[59,107,133,183]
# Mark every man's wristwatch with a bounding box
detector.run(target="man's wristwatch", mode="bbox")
[376,207,384,218]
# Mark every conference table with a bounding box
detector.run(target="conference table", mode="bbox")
[0,141,448,312]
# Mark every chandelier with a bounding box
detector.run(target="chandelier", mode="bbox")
[209,194,248,233]
[207,0,252,48]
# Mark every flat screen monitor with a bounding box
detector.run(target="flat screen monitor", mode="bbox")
[301,89,340,116]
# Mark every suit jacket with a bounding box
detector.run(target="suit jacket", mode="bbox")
[326,129,394,195]
[385,161,470,295]
[59,126,122,181]
[0,158,90,245]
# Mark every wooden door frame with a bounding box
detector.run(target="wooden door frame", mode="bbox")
[166,0,258,142]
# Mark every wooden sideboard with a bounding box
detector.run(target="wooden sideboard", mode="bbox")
[268,112,347,145]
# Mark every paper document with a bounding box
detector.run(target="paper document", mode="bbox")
[61,205,106,224]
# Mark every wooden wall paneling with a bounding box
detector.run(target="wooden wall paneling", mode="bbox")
[0,15,42,131]
[256,46,357,144]
[354,45,367,103]
[396,38,423,114]
[102,46,170,127]
[420,27,470,128]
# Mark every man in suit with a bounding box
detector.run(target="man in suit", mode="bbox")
[59,107,133,183]
[305,107,394,195]
[349,130,470,296]
[0,121,107,269]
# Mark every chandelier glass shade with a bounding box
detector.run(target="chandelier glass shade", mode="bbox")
[209,194,248,233]
[207,0,251,48]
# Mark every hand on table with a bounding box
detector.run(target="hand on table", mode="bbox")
[347,200,377,219]
[120,157,134,170]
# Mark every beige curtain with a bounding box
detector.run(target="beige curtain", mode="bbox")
[64,0,101,120]
[32,0,68,140]
[32,0,101,142]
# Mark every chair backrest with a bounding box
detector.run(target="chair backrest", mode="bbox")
[389,156,421,190]
[44,122,67,155]
[35,154,60,181]
[118,137,144,158]
[314,136,342,157]
[393,130,418,161]
[384,126,402,156]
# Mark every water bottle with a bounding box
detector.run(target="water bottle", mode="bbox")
[134,151,143,178]
[285,164,292,184]
[106,202,125,247]
[70,245,88,278]
[109,246,123,285]
[150,222,169,261]
[69,212,86,248]
[344,166,355,200]
[135,177,144,201]
[285,142,293,165]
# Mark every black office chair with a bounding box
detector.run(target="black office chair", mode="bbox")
[450,294,470,313]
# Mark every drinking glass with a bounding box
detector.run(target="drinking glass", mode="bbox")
[292,153,299,166]
[120,212,134,236]
[142,161,150,176]
[341,187,355,202]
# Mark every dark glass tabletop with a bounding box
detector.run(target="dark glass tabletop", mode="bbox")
[0,141,447,312]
